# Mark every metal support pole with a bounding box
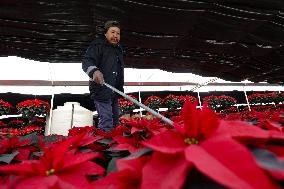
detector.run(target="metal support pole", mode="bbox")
[197,91,202,107]
[138,90,143,117]
[47,93,54,135]
[244,90,251,111]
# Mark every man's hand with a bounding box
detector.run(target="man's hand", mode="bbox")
[92,70,104,85]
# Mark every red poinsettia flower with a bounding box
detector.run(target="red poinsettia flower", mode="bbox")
[118,94,138,114]
[94,125,129,138]
[0,121,6,127]
[0,134,105,189]
[125,117,167,136]
[68,126,95,136]
[16,99,50,119]
[0,99,13,115]
[142,101,279,189]
[20,125,43,135]
[8,120,25,128]
[67,127,107,153]
[143,95,162,110]
[0,128,23,136]
[0,136,31,155]
[2,135,38,162]
[143,101,219,154]
[89,155,151,189]
[112,132,145,153]
[0,135,38,162]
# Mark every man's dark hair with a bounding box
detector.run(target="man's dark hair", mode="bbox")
[104,20,120,33]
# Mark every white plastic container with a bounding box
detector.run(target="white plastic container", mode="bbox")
[45,102,93,136]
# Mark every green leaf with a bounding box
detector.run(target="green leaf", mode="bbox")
[0,150,19,164]
[30,151,44,159]
[20,132,39,144]
[106,157,118,174]
[43,134,66,143]
[104,150,130,158]
[97,138,112,145]
[250,148,284,171]
[123,147,152,160]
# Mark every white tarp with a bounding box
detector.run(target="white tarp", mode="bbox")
[0,56,283,94]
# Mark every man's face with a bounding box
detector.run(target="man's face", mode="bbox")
[105,26,120,45]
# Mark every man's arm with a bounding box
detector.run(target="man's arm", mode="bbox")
[82,43,100,78]
[82,44,104,84]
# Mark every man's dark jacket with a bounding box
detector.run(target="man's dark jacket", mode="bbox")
[82,36,124,101]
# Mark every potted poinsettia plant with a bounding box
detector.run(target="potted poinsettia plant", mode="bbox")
[118,94,138,115]
[7,120,25,128]
[248,92,281,112]
[203,95,236,111]
[144,95,163,111]
[179,95,197,106]
[218,95,237,108]
[16,99,50,121]
[163,94,183,117]
[248,92,278,105]
[275,92,284,104]
[0,121,6,127]
[0,99,13,116]
[248,93,266,105]
[203,95,219,110]
[163,94,181,110]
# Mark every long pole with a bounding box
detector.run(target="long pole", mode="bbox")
[103,82,174,127]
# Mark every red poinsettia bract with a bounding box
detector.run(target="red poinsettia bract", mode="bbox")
[0,134,105,189]
[126,117,167,136]
[0,136,33,161]
[89,155,151,189]
[112,132,145,153]
[0,137,31,155]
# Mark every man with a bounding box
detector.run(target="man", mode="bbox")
[82,20,124,132]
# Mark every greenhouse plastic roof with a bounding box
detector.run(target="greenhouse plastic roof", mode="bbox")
[0,0,284,83]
